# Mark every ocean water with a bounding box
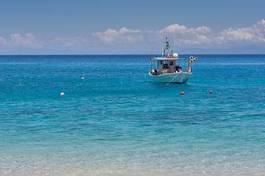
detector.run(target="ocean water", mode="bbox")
[0,55,265,176]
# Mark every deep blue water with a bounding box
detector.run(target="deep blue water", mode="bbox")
[0,55,265,175]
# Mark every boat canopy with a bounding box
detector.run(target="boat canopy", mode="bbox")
[152,57,181,61]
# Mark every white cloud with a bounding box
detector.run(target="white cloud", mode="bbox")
[93,24,212,46]
[0,33,42,50]
[161,24,188,33]
[218,28,256,42]
[217,19,265,43]
[160,24,210,34]
[94,27,142,43]
[9,33,42,48]
[160,24,212,45]
[258,19,265,26]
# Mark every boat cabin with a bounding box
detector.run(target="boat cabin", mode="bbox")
[150,37,183,75]
[150,57,182,75]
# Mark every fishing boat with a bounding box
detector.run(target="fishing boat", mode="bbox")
[148,38,197,83]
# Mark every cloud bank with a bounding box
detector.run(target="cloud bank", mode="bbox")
[218,19,265,43]
[0,19,265,54]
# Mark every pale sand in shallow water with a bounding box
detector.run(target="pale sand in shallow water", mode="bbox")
[1,162,265,176]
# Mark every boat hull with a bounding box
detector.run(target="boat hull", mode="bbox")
[149,72,191,83]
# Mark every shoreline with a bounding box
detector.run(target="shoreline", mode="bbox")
[2,164,265,176]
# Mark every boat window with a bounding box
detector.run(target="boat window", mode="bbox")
[162,64,169,69]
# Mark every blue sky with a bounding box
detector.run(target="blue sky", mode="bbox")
[0,0,264,54]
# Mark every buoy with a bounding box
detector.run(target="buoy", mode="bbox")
[179,91,185,96]
[60,92,65,96]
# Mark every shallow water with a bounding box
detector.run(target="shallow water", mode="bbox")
[0,55,265,175]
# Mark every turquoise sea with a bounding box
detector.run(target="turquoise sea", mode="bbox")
[0,55,265,176]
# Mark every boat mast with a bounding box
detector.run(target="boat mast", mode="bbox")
[163,37,170,56]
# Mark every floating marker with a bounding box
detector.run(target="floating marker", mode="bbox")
[60,92,65,96]
[179,91,185,96]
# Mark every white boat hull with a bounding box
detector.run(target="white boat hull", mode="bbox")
[149,72,191,83]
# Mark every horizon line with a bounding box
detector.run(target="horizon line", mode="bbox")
[1,53,265,56]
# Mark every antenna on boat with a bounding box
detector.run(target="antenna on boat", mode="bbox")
[162,37,166,56]
[173,32,176,52]
[163,37,170,56]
